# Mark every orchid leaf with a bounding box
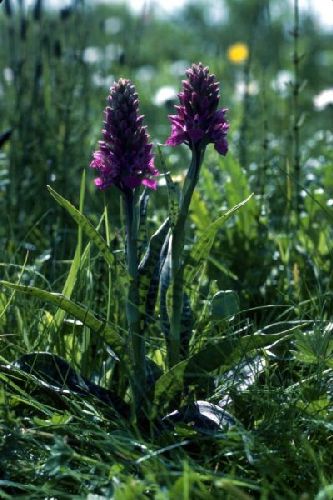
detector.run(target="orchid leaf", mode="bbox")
[157,145,179,228]
[185,194,253,287]
[137,189,150,260]
[47,185,114,267]
[211,290,240,320]
[138,218,169,322]
[51,172,87,349]
[0,281,124,355]
[162,400,235,433]
[153,330,295,411]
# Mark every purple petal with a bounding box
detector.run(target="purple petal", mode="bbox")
[165,131,187,146]
[142,178,157,189]
[214,138,228,156]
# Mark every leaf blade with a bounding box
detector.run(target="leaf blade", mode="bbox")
[185,194,253,287]
[153,329,296,410]
[47,185,114,267]
[0,281,124,354]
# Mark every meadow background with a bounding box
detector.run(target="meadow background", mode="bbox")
[0,0,333,497]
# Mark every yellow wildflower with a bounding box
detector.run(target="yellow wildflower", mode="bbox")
[227,43,249,64]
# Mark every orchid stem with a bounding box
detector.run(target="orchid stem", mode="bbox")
[168,146,203,367]
[123,189,146,416]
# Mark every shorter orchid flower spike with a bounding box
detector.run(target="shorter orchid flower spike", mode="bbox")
[166,62,229,155]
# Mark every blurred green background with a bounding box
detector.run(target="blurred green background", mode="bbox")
[0,0,332,315]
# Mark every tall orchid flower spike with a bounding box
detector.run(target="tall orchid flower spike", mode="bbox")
[91,78,158,192]
[91,78,159,417]
[162,64,229,368]
[166,62,229,155]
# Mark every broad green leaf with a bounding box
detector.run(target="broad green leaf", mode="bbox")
[211,290,240,320]
[52,173,87,344]
[208,255,239,281]
[294,328,333,367]
[157,145,179,228]
[296,397,330,417]
[185,194,253,287]
[9,352,129,415]
[163,400,235,433]
[137,189,150,259]
[138,218,169,321]
[222,155,258,238]
[47,185,114,267]
[52,243,90,338]
[180,292,193,358]
[189,190,211,231]
[0,281,124,354]
[159,243,171,338]
[165,172,179,228]
[153,330,294,410]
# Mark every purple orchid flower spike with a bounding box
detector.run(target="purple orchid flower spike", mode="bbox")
[166,63,229,155]
[91,78,158,192]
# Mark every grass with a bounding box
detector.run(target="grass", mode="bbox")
[1,0,333,498]
[1,357,332,497]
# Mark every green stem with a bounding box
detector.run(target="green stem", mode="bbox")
[293,0,301,223]
[168,146,204,367]
[123,189,146,415]
[104,196,112,323]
